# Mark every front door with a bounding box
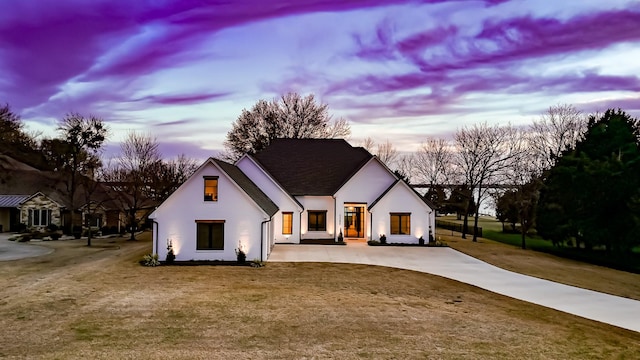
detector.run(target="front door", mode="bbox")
[344,205,365,238]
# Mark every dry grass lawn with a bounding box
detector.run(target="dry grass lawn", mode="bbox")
[438,229,640,301]
[1,233,639,359]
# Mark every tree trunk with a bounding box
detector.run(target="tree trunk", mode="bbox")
[462,207,469,239]
[472,187,481,242]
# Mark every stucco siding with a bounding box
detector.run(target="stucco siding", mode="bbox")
[237,156,301,243]
[151,161,268,261]
[334,158,396,240]
[297,196,335,239]
[370,184,434,244]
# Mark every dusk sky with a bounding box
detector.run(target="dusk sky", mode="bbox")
[1,0,639,160]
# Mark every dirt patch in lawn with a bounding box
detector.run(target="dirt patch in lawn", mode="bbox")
[440,229,640,301]
[1,232,639,359]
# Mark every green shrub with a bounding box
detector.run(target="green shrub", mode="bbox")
[250,258,265,268]
[140,254,160,267]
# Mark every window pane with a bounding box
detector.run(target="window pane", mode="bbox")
[390,215,400,234]
[196,222,224,250]
[212,223,224,249]
[33,209,40,226]
[197,223,210,249]
[40,209,46,226]
[390,214,410,235]
[204,178,218,201]
[401,215,410,234]
[282,212,293,235]
[308,211,326,231]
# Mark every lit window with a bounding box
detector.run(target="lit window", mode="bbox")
[282,212,293,235]
[390,213,411,235]
[196,220,225,250]
[204,177,218,201]
[308,211,326,231]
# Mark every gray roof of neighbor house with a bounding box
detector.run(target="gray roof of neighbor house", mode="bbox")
[0,169,119,211]
[0,194,30,208]
[253,139,373,196]
[213,159,279,217]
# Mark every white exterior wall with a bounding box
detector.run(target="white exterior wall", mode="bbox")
[297,196,335,239]
[334,158,396,240]
[237,156,302,243]
[370,183,434,244]
[150,161,270,261]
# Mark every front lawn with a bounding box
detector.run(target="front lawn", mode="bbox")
[438,215,640,274]
[0,232,639,358]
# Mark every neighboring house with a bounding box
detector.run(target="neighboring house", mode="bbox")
[150,139,435,262]
[0,195,29,232]
[0,157,125,233]
[18,192,63,231]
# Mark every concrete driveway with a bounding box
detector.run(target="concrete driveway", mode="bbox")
[0,233,53,261]
[269,242,640,333]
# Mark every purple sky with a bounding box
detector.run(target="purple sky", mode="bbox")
[2,0,639,160]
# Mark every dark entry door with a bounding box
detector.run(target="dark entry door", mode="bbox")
[344,206,365,238]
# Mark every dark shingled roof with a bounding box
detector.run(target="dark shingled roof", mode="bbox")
[213,159,279,217]
[253,139,373,196]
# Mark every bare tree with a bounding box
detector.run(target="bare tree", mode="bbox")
[323,117,351,139]
[530,104,587,173]
[148,154,198,202]
[394,154,416,183]
[454,123,523,241]
[360,137,376,153]
[56,113,108,234]
[414,138,452,186]
[223,92,351,160]
[499,128,540,249]
[359,137,399,167]
[79,163,111,246]
[376,139,399,166]
[103,132,161,241]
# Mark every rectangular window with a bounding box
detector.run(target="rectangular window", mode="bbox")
[308,211,327,231]
[390,213,411,235]
[282,212,293,235]
[196,220,225,250]
[204,176,218,201]
[28,209,51,226]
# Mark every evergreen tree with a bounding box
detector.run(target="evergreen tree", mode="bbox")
[537,109,640,253]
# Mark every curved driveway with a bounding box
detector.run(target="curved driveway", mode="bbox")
[268,242,640,333]
[0,233,53,261]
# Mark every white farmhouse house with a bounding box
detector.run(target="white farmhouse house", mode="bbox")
[150,139,435,261]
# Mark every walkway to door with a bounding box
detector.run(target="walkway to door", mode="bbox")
[268,242,640,333]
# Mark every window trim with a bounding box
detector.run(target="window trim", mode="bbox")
[282,212,293,235]
[195,220,225,250]
[203,176,219,202]
[390,212,411,235]
[307,210,327,232]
